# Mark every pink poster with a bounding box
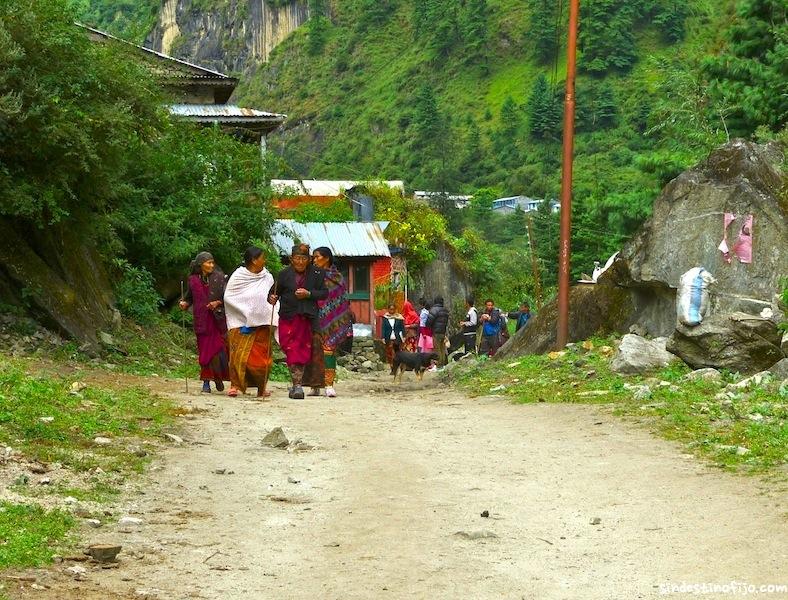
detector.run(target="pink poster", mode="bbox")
[731,215,753,264]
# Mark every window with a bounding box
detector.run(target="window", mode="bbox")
[353,264,370,293]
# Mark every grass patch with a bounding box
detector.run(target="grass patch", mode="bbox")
[48,318,292,382]
[0,355,173,509]
[0,359,171,472]
[455,338,628,404]
[48,318,196,379]
[0,358,176,574]
[453,339,787,473]
[0,502,73,569]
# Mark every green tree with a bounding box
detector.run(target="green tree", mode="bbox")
[576,80,618,130]
[461,0,489,66]
[529,0,560,63]
[492,96,523,168]
[651,0,689,43]
[411,0,428,38]
[114,124,277,280]
[0,0,163,225]
[703,0,788,135]
[579,0,638,73]
[467,187,498,222]
[459,118,485,181]
[412,84,445,149]
[527,74,561,140]
[307,0,329,55]
[425,0,460,57]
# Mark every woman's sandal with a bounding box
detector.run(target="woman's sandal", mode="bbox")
[228,388,238,397]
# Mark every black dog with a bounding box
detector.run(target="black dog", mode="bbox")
[391,351,439,383]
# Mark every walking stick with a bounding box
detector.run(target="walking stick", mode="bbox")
[259,280,278,399]
[180,280,189,395]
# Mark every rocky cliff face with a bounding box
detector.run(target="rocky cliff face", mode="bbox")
[147,0,309,74]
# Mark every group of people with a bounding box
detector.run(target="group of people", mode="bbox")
[179,244,353,400]
[381,295,532,363]
[465,298,532,357]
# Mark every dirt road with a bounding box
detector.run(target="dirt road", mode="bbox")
[22,374,788,600]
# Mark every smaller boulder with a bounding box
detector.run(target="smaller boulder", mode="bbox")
[667,312,783,375]
[682,368,722,383]
[769,358,788,380]
[610,334,678,375]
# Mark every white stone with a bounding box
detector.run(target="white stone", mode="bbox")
[610,334,678,375]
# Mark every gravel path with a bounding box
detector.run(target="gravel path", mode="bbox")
[19,374,788,600]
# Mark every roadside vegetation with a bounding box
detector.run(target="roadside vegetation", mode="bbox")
[453,340,788,474]
[0,353,174,576]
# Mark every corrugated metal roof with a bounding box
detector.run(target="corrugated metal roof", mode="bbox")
[169,104,286,119]
[271,179,405,196]
[77,23,234,79]
[272,220,391,258]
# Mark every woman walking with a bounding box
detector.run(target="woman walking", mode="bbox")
[223,247,278,398]
[268,244,327,399]
[179,252,229,393]
[303,247,353,398]
[401,300,420,352]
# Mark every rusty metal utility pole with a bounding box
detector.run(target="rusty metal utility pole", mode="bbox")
[556,0,580,349]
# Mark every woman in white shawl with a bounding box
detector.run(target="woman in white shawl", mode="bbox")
[223,247,279,398]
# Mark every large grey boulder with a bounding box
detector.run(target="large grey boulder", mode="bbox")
[610,334,678,375]
[667,312,784,374]
[622,140,787,334]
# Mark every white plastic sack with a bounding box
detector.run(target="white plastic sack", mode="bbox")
[677,267,716,326]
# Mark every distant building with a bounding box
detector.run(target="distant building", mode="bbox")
[491,196,560,214]
[413,191,473,209]
[80,24,285,149]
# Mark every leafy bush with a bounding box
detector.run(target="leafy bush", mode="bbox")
[291,199,354,222]
[113,260,162,325]
[0,0,163,225]
[371,185,450,271]
[114,124,277,282]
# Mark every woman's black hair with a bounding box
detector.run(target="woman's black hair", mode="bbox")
[313,246,334,267]
[243,246,264,267]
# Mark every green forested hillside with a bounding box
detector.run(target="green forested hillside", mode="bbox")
[232,0,784,288]
[74,0,788,305]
